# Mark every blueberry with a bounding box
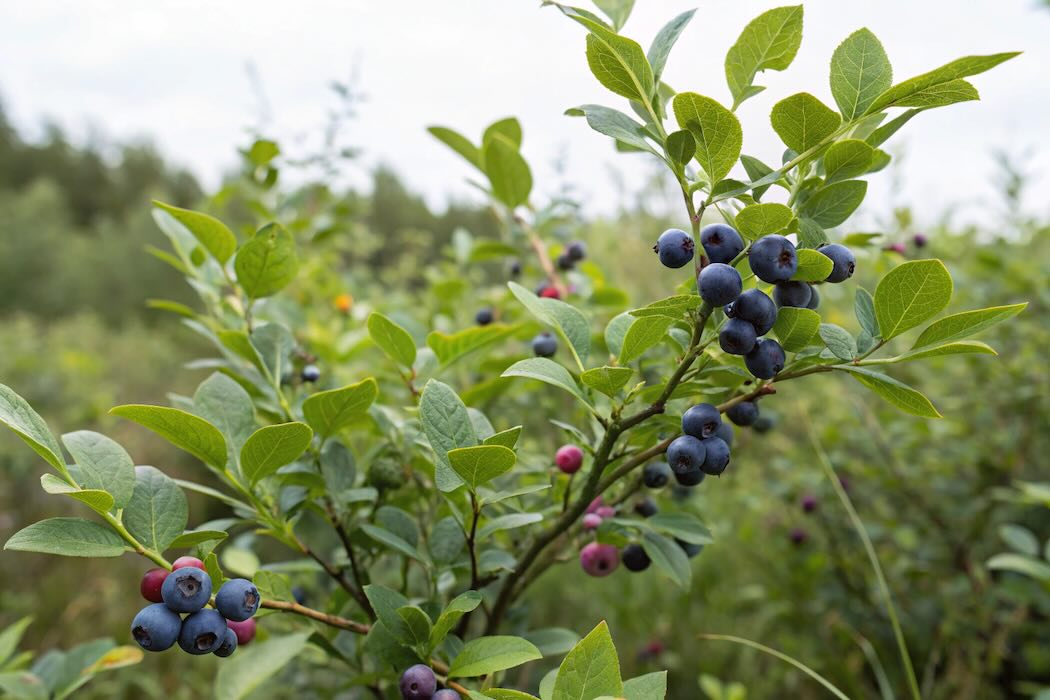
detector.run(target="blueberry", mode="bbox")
[732,289,777,335]
[642,461,672,489]
[653,229,695,269]
[806,285,820,310]
[676,538,703,558]
[818,243,856,283]
[697,263,742,306]
[532,332,558,358]
[723,302,736,318]
[801,494,818,513]
[753,414,775,433]
[744,338,786,379]
[726,400,759,427]
[475,308,494,326]
[674,466,705,487]
[667,435,706,474]
[292,585,308,605]
[634,497,658,518]
[622,543,652,572]
[719,318,757,355]
[913,233,928,248]
[714,422,734,447]
[790,527,808,546]
[509,259,522,277]
[681,403,721,439]
[700,223,745,264]
[433,691,462,700]
[161,566,212,613]
[701,436,731,476]
[555,444,584,474]
[227,618,256,646]
[557,252,575,270]
[215,578,260,622]
[773,281,812,308]
[140,568,169,603]
[214,628,238,658]
[178,609,227,655]
[301,364,321,383]
[566,241,587,262]
[749,235,798,283]
[131,603,182,652]
[579,542,620,577]
[399,665,437,700]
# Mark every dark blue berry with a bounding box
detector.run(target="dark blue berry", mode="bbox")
[666,435,706,474]
[700,436,731,475]
[726,400,759,427]
[697,263,742,306]
[178,609,227,655]
[653,229,695,269]
[773,281,812,308]
[215,578,260,622]
[475,308,494,326]
[131,604,182,652]
[509,259,522,277]
[161,566,211,613]
[818,243,855,283]
[292,585,308,605]
[674,466,705,487]
[723,302,736,318]
[732,289,777,335]
[531,332,558,358]
[301,364,321,383]
[806,285,820,310]
[753,414,775,433]
[622,543,652,572]
[745,338,786,379]
[749,235,798,283]
[566,241,587,262]
[676,538,703,558]
[557,252,575,270]
[700,223,745,264]
[719,318,757,355]
[400,664,437,700]
[642,461,672,489]
[433,691,462,700]
[681,403,721,439]
[214,628,238,658]
[714,422,734,447]
[634,497,658,518]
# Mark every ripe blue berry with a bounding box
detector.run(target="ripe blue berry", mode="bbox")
[509,259,522,277]
[790,527,808,545]
[131,603,182,652]
[773,281,812,308]
[745,338,786,379]
[622,543,652,572]
[214,627,238,658]
[215,578,260,622]
[753,413,775,433]
[433,691,462,700]
[557,252,575,270]
[682,403,721,439]
[806,285,820,310]
[566,241,587,262]
[161,566,212,613]
[700,436,731,475]
[475,308,494,326]
[719,318,757,355]
[400,664,437,700]
[653,229,695,269]
[714,421,734,447]
[726,400,759,427]
[642,461,672,489]
[532,332,558,358]
[913,233,928,248]
[178,609,227,655]
[818,243,855,283]
[301,364,321,383]
[749,235,797,283]
[698,263,742,306]
[732,289,777,335]
[666,435,706,474]
[634,497,658,518]
[700,223,744,264]
[676,538,703,558]
[674,466,705,487]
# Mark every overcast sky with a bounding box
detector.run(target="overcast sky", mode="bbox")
[2,1,1048,227]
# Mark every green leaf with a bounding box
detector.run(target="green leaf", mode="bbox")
[234,223,298,299]
[250,322,295,381]
[642,532,691,588]
[397,605,433,648]
[740,155,776,199]
[884,340,997,363]
[648,10,695,84]
[823,139,875,184]
[60,431,135,509]
[553,621,623,700]
[999,524,1039,556]
[0,384,67,479]
[449,636,542,679]
[573,17,654,104]
[647,513,713,545]
[770,93,841,154]
[470,240,520,262]
[420,380,477,492]
[110,405,227,470]
[620,316,675,364]
[624,672,668,700]
[502,358,590,406]
[801,180,867,228]
[523,629,582,657]
[213,632,310,700]
[604,312,633,359]
[672,93,742,183]
[4,517,125,557]
[890,79,978,108]
[152,201,237,264]
[241,422,313,485]
[509,282,590,369]
[368,313,417,368]
[912,303,1026,348]
[797,218,827,248]
[169,529,228,549]
[430,591,483,649]
[428,126,482,171]
[735,203,793,239]
[302,378,378,437]
[39,474,114,514]
[447,445,517,491]
[580,367,634,398]
[360,524,429,565]
[819,324,857,361]
[0,617,33,667]
[874,259,953,340]
[854,287,879,337]
[124,466,188,553]
[485,690,541,700]
[484,426,523,450]
[772,307,820,351]
[829,29,893,120]
[724,5,804,109]
[792,249,834,282]
[571,105,660,158]
[483,117,523,149]
[628,295,702,319]
[987,553,1050,582]
[427,324,519,366]
[593,0,634,30]
[482,135,532,208]
[836,366,941,418]
[479,513,543,539]
[193,372,255,464]
[866,52,1020,114]
[664,129,695,166]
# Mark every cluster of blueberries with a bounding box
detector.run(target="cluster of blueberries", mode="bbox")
[654,223,855,379]
[399,664,461,700]
[131,556,259,658]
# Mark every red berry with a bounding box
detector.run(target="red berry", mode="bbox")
[140,568,169,603]
[226,618,256,645]
[539,286,561,299]
[555,444,584,473]
[172,556,205,571]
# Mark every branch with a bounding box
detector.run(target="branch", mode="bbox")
[260,598,370,634]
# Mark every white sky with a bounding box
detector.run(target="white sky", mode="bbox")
[2,1,1048,227]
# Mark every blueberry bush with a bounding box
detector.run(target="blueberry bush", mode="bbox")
[0,4,1028,699]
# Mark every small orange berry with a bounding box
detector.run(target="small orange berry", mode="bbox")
[334,293,353,313]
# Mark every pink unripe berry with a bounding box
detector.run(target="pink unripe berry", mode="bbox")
[226,618,256,645]
[586,497,604,515]
[595,506,616,519]
[582,513,603,530]
[579,542,620,577]
[886,242,906,254]
[172,556,205,571]
[555,444,584,474]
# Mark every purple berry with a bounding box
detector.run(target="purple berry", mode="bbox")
[400,664,437,700]
[801,494,818,513]
[622,543,652,572]
[580,542,620,577]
